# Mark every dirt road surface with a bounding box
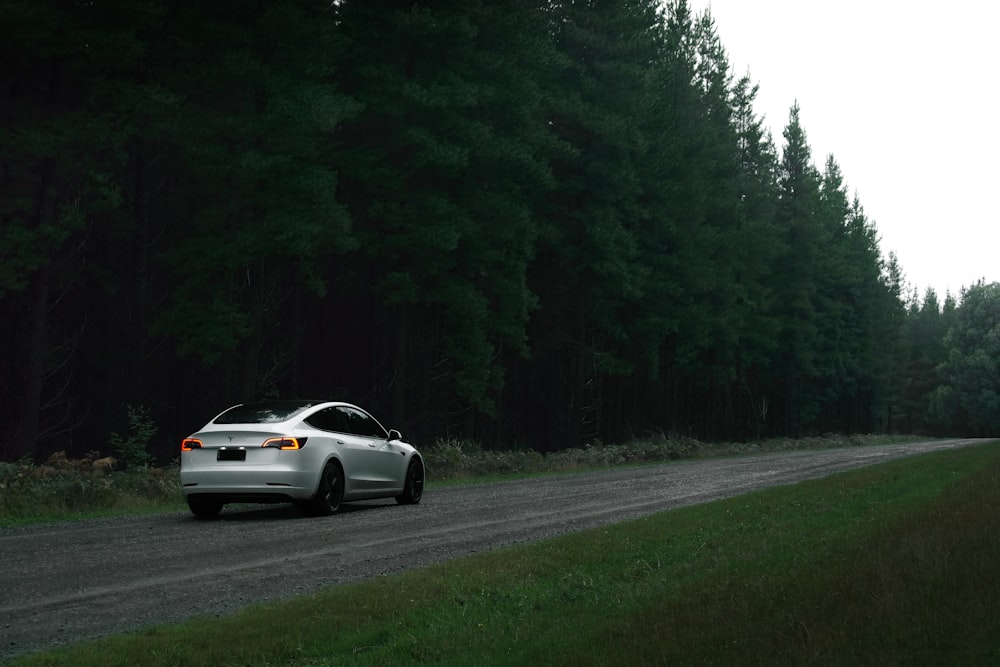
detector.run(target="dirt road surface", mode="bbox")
[0,438,989,660]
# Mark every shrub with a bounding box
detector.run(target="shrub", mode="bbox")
[422,438,475,478]
[109,404,158,469]
[0,456,182,525]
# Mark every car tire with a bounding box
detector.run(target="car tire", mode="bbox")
[396,458,424,505]
[188,498,223,519]
[305,460,343,516]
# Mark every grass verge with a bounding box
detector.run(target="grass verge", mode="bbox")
[0,465,184,527]
[0,434,914,527]
[8,441,1000,666]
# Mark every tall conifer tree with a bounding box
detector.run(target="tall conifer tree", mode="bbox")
[772,103,825,433]
[153,1,357,403]
[335,0,562,436]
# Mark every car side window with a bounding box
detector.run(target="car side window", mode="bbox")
[305,407,349,434]
[344,407,387,439]
[335,407,359,435]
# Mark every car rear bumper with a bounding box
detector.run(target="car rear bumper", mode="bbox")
[179,466,317,501]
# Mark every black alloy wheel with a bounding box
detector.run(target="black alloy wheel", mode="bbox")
[396,458,424,505]
[306,461,344,516]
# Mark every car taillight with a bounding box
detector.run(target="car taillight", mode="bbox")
[181,438,203,451]
[262,437,307,450]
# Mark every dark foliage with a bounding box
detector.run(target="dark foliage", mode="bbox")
[1,0,994,463]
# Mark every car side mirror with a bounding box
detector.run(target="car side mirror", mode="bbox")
[387,429,402,442]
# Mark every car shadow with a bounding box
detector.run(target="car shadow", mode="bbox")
[205,500,398,522]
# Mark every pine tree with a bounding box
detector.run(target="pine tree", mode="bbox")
[519,0,671,447]
[930,281,1000,435]
[152,1,358,401]
[728,72,782,437]
[0,0,146,459]
[334,0,563,436]
[771,102,825,433]
[843,195,903,431]
[900,288,950,431]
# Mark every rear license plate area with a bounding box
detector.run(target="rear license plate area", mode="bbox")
[217,448,247,461]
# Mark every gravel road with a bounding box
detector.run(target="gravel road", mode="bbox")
[0,438,988,661]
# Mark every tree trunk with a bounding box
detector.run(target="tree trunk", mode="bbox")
[392,304,408,427]
[15,265,50,461]
[16,155,58,460]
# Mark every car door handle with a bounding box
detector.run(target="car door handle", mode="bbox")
[368,443,376,447]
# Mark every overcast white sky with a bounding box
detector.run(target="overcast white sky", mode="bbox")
[687,0,998,301]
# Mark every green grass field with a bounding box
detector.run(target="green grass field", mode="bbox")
[7,440,1000,666]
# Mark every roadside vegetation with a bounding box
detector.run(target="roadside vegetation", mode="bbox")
[0,433,914,526]
[9,1,1000,475]
[6,441,999,666]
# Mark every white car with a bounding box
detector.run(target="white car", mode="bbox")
[179,400,424,518]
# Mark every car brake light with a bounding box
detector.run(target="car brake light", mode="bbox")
[262,437,307,450]
[181,438,203,451]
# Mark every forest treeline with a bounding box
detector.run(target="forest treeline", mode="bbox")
[2,0,998,464]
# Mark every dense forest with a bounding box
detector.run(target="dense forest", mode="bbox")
[2,0,998,465]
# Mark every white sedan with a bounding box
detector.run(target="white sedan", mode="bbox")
[179,400,424,518]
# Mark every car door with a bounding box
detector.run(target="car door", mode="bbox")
[344,407,403,491]
[304,406,374,492]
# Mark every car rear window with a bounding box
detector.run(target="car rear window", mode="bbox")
[212,401,322,424]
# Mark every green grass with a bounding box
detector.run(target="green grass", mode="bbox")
[9,441,1000,666]
[0,464,185,526]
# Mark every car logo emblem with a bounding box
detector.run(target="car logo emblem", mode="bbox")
[228,436,234,443]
